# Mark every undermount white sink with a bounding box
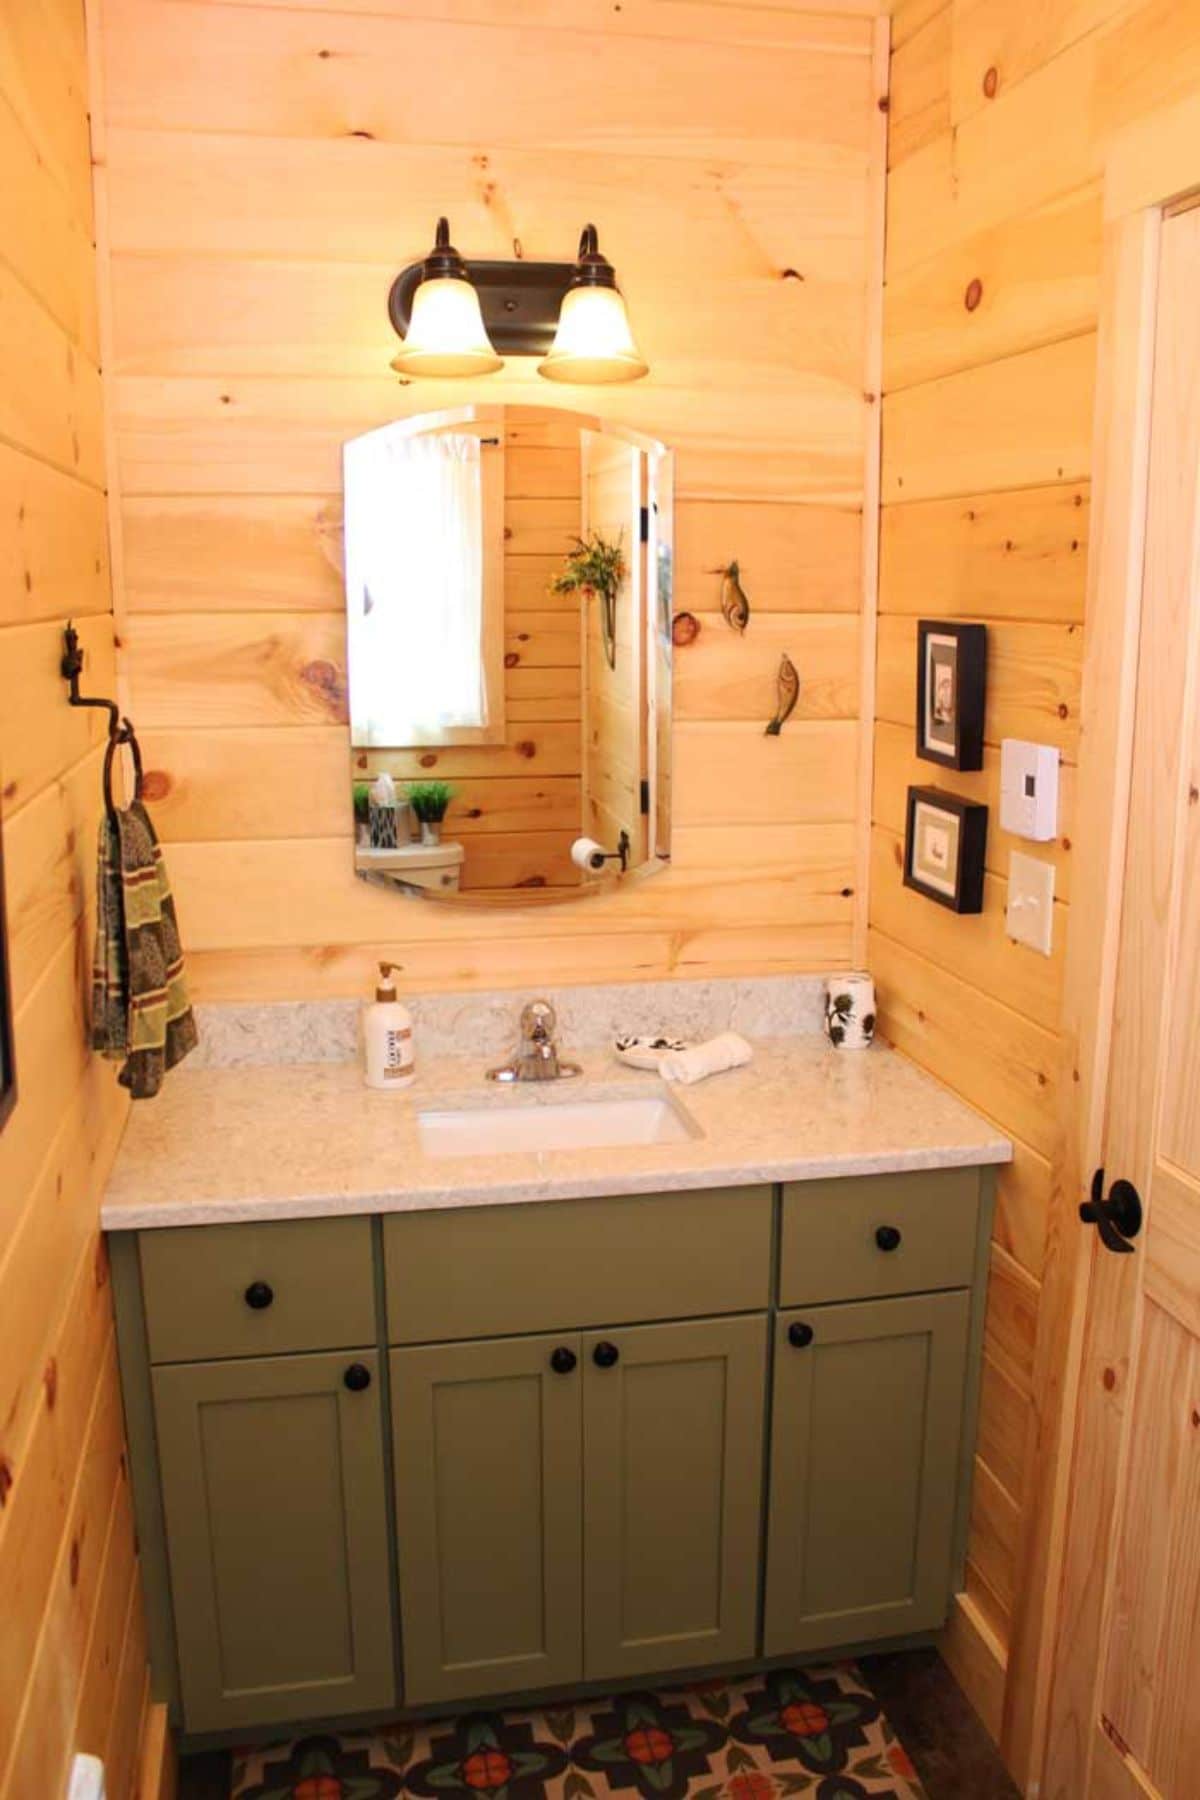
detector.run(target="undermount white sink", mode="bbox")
[417,1094,700,1158]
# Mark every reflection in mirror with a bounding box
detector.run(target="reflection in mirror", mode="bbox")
[344,406,673,906]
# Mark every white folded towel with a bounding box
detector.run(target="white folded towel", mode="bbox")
[657,1031,753,1085]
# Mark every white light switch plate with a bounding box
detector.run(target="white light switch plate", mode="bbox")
[67,1754,106,1800]
[1007,851,1055,955]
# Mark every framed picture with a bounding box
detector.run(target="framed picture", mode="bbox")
[916,620,987,771]
[904,786,988,914]
[0,818,16,1132]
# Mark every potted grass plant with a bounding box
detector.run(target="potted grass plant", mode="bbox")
[407,780,454,846]
[352,780,372,847]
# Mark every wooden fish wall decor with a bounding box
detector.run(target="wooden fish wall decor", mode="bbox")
[714,561,751,633]
[765,653,800,736]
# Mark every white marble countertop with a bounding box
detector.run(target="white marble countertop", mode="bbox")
[101,1037,1011,1230]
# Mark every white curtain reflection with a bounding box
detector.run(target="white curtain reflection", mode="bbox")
[345,428,487,745]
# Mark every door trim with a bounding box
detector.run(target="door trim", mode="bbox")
[1029,125,1200,1798]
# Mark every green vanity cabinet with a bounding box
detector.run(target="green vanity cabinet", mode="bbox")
[582,1314,766,1682]
[763,1291,972,1656]
[109,1165,994,1743]
[390,1331,585,1705]
[152,1348,396,1734]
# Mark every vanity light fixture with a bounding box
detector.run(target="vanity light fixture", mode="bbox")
[538,225,648,386]
[387,221,648,383]
[389,218,503,378]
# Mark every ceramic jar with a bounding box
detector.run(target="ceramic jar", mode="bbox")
[824,972,876,1050]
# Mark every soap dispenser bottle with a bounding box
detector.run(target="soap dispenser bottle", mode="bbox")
[364,961,415,1089]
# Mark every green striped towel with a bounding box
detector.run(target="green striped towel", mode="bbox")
[91,799,197,1098]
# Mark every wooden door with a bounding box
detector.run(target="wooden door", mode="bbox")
[764,1292,970,1657]
[1045,203,1200,1800]
[582,1314,766,1681]
[153,1350,395,1733]
[391,1332,583,1704]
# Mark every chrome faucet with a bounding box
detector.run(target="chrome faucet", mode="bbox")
[487,1000,581,1083]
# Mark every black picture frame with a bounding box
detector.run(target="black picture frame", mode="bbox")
[0,818,16,1132]
[904,785,988,914]
[916,620,987,771]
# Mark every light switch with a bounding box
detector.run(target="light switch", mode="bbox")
[1007,851,1055,956]
[1000,739,1060,840]
[67,1756,106,1800]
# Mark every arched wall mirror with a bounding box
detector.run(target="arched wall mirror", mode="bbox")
[344,405,673,906]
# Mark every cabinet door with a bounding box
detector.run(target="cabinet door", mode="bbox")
[153,1350,395,1734]
[391,1333,583,1704]
[583,1314,767,1681]
[764,1292,970,1656]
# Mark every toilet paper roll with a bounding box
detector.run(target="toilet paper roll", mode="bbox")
[571,836,608,872]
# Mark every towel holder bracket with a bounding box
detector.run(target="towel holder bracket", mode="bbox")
[61,622,143,818]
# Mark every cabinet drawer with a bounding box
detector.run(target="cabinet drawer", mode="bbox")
[384,1186,771,1344]
[779,1169,982,1306]
[139,1217,376,1363]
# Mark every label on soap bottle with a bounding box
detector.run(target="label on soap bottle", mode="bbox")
[383,1024,413,1078]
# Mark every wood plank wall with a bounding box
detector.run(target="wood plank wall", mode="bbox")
[0,0,155,1794]
[875,0,1200,1783]
[88,0,880,1001]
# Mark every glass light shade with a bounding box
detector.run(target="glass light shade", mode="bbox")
[390,276,502,378]
[538,284,649,385]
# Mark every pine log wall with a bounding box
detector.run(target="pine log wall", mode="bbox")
[88,0,883,1001]
[874,0,1200,1784]
[0,0,157,1794]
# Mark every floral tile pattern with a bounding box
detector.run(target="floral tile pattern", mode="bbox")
[232,1666,925,1800]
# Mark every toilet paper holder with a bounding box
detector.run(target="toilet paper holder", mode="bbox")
[572,830,631,874]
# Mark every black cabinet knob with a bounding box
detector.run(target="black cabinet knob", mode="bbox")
[549,1346,577,1375]
[593,1340,620,1369]
[788,1321,814,1349]
[244,1280,274,1311]
[343,1363,372,1392]
[875,1225,902,1253]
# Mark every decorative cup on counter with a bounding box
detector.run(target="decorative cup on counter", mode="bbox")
[824,973,876,1050]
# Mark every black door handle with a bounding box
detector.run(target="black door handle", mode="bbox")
[875,1225,902,1253]
[244,1280,274,1310]
[1080,1170,1142,1255]
[593,1341,620,1368]
[343,1363,372,1391]
[788,1321,814,1349]
[549,1346,577,1375]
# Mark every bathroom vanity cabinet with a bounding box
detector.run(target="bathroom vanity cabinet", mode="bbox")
[109,1167,993,1743]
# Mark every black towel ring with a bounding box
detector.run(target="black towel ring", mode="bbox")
[61,623,145,822]
[103,720,144,822]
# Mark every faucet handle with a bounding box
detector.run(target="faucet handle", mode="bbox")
[519,999,556,1042]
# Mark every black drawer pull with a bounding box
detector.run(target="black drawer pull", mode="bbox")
[343,1363,372,1392]
[593,1340,620,1369]
[244,1280,274,1310]
[549,1346,577,1375]
[875,1225,902,1253]
[788,1321,814,1349]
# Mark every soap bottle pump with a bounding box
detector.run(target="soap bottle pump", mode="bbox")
[363,961,415,1090]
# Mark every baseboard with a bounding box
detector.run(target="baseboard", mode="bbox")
[937,1591,1007,1745]
[138,1701,177,1800]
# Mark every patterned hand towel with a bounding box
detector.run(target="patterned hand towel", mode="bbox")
[91,799,197,1098]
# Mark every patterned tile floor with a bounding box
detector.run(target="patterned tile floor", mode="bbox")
[229,1665,925,1800]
